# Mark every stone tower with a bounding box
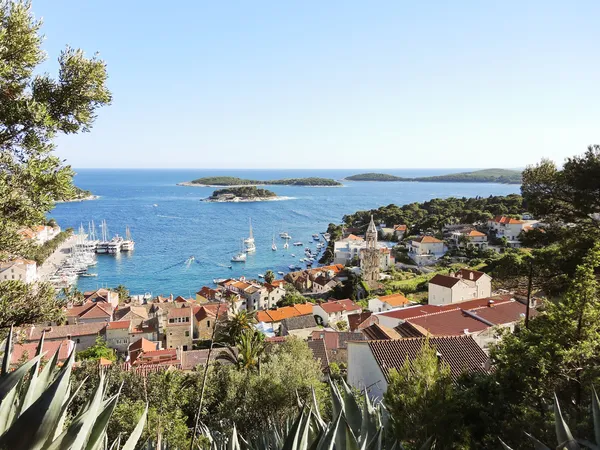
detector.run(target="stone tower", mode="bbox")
[361,215,380,285]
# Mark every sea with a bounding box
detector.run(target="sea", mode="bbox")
[50,169,521,297]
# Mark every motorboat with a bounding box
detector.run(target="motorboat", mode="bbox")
[293,242,303,246]
[312,234,320,241]
[280,232,291,239]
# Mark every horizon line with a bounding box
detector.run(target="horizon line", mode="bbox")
[71,166,524,171]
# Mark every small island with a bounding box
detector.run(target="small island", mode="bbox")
[179,176,342,187]
[56,186,99,203]
[345,169,522,184]
[202,186,282,202]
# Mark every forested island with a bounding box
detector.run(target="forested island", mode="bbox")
[180,176,342,187]
[202,186,281,202]
[345,168,522,184]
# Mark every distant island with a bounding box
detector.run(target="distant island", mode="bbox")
[56,186,99,203]
[179,176,342,187]
[202,186,284,203]
[345,169,522,184]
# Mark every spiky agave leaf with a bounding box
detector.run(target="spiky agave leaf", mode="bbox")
[315,412,342,450]
[523,432,551,450]
[0,345,75,450]
[340,378,362,438]
[44,372,106,450]
[1,325,13,375]
[85,392,121,450]
[120,403,148,450]
[554,393,580,450]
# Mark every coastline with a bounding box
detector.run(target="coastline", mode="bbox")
[201,196,294,203]
[342,178,520,185]
[56,194,100,203]
[178,182,343,188]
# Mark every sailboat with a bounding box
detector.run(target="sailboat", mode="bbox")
[244,218,256,253]
[231,240,247,262]
[271,235,277,251]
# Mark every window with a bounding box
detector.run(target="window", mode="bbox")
[76,338,80,344]
[185,331,189,337]
[183,345,188,351]
[207,320,210,328]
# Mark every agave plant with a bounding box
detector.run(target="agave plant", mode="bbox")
[500,388,600,450]
[198,377,434,450]
[0,326,147,450]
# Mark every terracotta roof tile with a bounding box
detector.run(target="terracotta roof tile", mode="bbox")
[11,339,73,364]
[319,299,361,314]
[413,236,443,244]
[366,336,489,382]
[307,339,329,372]
[361,323,402,340]
[107,320,131,330]
[347,311,372,332]
[378,293,411,307]
[429,274,461,288]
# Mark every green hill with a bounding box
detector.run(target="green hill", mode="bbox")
[345,169,521,184]
[187,176,341,186]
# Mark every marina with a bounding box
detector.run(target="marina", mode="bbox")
[49,168,520,294]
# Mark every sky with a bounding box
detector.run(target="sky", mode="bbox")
[34,1,600,169]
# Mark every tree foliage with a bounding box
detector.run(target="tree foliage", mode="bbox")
[0,0,110,326]
[76,336,116,362]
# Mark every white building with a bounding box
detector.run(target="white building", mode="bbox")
[0,259,37,283]
[313,299,362,326]
[428,269,492,306]
[368,293,411,313]
[487,216,538,248]
[407,236,446,265]
[333,235,393,270]
[393,224,407,239]
[451,229,488,249]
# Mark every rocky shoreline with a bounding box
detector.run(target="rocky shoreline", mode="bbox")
[201,195,293,203]
[56,194,100,203]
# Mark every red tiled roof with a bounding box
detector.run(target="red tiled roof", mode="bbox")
[11,339,73,364]
[107,320,131,330]
[378,295,515,320]
[79,303,113,319]
[413,236,443,244]
[465,230,486,237]
[345,234,364,241]
[307,339,329,372]
[455,269,488,282]
[319,299,361,314]
[293,303,314,315]
[347,311,373,332]
[167,307,192,319]
[490,216,525,225]
[393,224,407,231]
[404,309,490,336]
[129,337,158,353]
[429,274,462,288]
[378,293,411,307]
[23,323,106,341]
[366,336,489,382]
[311,330,366,350]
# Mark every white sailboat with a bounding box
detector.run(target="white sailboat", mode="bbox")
[244,218,256,253]
[271,235,277,251]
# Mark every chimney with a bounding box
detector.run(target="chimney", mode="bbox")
[463,328,469,334]
[469,272,474,280]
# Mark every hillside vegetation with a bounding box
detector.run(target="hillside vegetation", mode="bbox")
[188,176,341,186]
[208,186,277,199]
[346,168,522,184]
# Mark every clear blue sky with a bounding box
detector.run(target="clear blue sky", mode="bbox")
[35,1,600,169]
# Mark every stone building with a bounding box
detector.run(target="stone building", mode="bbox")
[360,216,381,286]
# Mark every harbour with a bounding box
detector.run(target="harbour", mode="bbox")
[49,168,521,296]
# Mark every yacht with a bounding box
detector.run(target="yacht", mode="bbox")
[278,271,285,275]
[293,242,303,246]
[283,240,289,249]
[258,274,264,279]
[108,236,123,254]
[121,226,135,251]
[232,240,247,262]
[312,234,320,241]
[280,232,291,239]
[244,218,256,253]
[271,235,277,251]
[288,264,297,270]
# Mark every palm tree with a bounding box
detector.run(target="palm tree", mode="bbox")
[217,309,257,345]
[218,329,265,370]
[264,269,275,284]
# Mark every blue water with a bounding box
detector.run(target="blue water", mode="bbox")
[50,169,521,297]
